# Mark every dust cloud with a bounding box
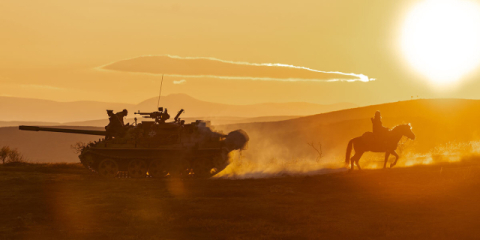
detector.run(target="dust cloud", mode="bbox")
[215,139,480,179]
[215,151,346,179]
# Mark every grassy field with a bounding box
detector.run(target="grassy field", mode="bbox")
[1,162,480,240]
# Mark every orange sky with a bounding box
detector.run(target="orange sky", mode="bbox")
[1,0,480,105]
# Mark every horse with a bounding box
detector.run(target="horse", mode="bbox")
[345,123,416,170]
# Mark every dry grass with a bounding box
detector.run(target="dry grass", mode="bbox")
[1,162,480,239]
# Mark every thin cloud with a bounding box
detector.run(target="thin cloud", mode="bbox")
[100,55,375,83]
[173,79,187,84]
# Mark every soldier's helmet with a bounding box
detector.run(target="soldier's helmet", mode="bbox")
[122,109,128,116]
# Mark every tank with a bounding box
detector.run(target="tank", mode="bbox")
[19,108,249,178]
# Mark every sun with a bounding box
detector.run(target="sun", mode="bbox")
[401,0,480,86]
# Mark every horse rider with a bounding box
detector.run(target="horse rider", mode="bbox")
[371,111,389,138]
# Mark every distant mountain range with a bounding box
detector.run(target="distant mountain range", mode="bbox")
[0,94,357,123]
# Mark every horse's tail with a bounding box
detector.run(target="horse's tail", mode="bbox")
[345,138,355,165]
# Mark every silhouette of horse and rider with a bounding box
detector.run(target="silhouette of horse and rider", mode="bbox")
[345,111,416,170]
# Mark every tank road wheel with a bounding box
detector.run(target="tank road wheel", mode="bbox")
[169,158,190,178]
[192,157,213,178]
[128,159,148,178]
[98,159,119,178]
[148,160,168,178]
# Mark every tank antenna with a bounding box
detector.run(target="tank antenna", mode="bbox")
[157,74,164,108]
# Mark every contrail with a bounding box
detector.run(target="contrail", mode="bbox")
[164,74,365,83]
[98,55,375,82]
[165,55,375,82]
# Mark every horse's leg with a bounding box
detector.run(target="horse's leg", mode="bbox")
[353,152,364,170]
[390,150,399,168]
[350,153,355,171]
[383,152,390,169]
[350,152,361,171]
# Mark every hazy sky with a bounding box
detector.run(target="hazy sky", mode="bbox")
[2,0,480,105]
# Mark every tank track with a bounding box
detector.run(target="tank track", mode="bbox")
[79,147,229,178]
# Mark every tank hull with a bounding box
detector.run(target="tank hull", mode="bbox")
[80,144,230,178]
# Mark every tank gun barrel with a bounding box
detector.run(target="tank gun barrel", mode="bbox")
[19,125,107,136]
[135,111,153,116]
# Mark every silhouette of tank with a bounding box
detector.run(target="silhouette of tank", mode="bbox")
[19,108,249,178]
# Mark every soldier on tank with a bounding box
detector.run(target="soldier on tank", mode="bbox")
[116,109,128,126]
[106,109,114,118]
[105,109,128,138]
[159,108,170,123]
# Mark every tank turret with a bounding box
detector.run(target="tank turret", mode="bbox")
[19,108,249,178]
